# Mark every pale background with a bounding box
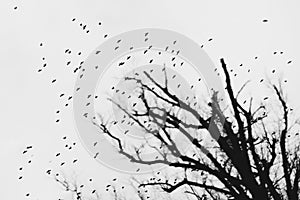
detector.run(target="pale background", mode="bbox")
[0,0,299,199]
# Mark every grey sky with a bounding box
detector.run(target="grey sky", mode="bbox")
[1,0,299,199]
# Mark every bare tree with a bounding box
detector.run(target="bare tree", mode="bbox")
[53,172,101,200]
[92,58,300,200]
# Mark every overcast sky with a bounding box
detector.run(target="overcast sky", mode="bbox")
[1,0,300,199]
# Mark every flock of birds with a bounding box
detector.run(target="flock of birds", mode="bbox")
[12,6,299,199]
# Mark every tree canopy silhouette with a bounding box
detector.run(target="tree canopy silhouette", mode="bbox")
[92,58,300,200]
